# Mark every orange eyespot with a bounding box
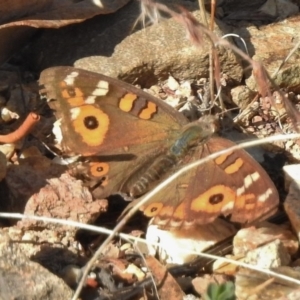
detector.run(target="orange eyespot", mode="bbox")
[60,80,85,106]
[89,162,109,178]
[71,105,109,147]
[191,185,236,213]
[143,202,163,217]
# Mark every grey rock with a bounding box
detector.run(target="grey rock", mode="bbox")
[0,235,74,300]
[233,14,300,93]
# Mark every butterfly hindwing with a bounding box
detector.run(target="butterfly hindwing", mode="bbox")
[140,137,279,227]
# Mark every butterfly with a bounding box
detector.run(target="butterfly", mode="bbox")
[39,66,279,228]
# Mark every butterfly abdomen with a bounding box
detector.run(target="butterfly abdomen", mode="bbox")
[130,123,215,197]
[129,154,177,197]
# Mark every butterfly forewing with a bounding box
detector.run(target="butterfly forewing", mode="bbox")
[39,67,188,156]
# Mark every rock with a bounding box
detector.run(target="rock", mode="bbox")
[284,164,300,187]
[146,218,237,265]
[233,15,300,93]
[213,239,291,276]
[284,164,300,242]
[230,85,257,108]
[25,0,243,87]
[235,267,300,299]
[213,223,295,276]
[191,274,230,297]
[243,239,290,268]
[221,0,298,22]
[4,163,107,233]
[233,222,298,256]
[0,233,74,299]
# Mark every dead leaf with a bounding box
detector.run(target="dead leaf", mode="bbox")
[145,256,185,300]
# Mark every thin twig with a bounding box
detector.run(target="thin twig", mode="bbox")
[0,113,40,143]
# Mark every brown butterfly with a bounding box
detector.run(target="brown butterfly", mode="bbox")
[39,66,279,228]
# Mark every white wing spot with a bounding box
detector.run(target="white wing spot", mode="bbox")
[92,0,103,8]
[85,96,96,104]
[64,72,79,85]
[91,80,109,96]
[251,171,260,182]
[221,201,234,213]
[244,171,260,188]
[237,171,260,196]
[52,119,63,143]
[258,188,273,202]
[70,107,80,120]
[236,186,245,196]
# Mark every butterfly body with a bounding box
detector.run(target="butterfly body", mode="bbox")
[39,66,279,228]
[128,121,218,197]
